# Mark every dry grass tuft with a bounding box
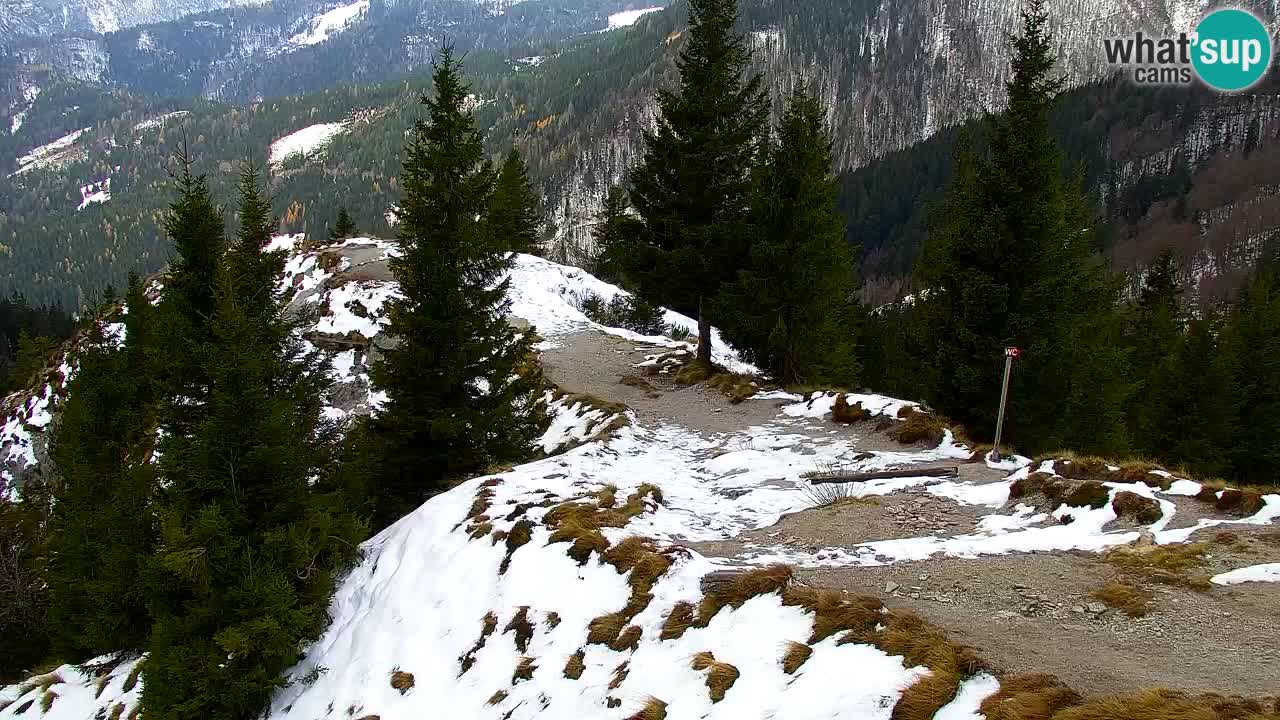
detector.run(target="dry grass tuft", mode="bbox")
[1063,481,1111,509]
[979,673,1082,720]
[695,564,793,626]
[608,661,630,690]
[122,665,141,693]
[512,657,537,684]
[782,587,883,643]
[500,519,535,573]
[95,676,111,699]
[504,607,535,653]
[620,374,657,393]
[1213,488,1267,516]
[19,671,63,696]
[1091,582,1153,617]
[1112,492,1162,524]
[1056,456,1113,482]
[660,601,695,641]
[543,485,663,565]
[560,392,629,416]
[1049,687,1274,720]
[610,625,643,652]
[468,521,494,539]
[1213,531,1239,545]
[1103,543,1211,590]
[674,362,714,385]
[459,612,500,674]
[832,394,871,423]
[40,690,57,713]
[487,690,508,706]
[893,671,964,720]
[889,409,947,446]
[706,372,758,403]
[690,651,740,702]
[545,611,561,630]
[1111,461,1163,485]
[1009,473,1070,504]
[781,641,813,675]
[625,697,668,720]
[563,651,586,680]
[587,612,628,645]
[389,669,415,695]
[596,485,618,509]
[108,703,126,720]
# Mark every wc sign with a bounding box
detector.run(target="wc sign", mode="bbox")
[1104,8,1274,92]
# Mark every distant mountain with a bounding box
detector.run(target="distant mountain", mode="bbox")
[0,0,267,41]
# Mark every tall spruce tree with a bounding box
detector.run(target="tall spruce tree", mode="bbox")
[331,206,356,241]
[46,279,157,660]
[591,186,645,287]
[143,165,363,720]
[488,149,544,255]
[1126,247,1187,450]
[626,0,767,366]
[917,0,1129,454]
[354,49,543,529]
[1222,240,1280,485]
[716,87,859,385]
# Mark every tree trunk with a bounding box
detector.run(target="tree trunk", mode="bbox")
[697,295,713,366]
[807,466,959,485]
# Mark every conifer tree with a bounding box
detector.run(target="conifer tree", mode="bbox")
[917,0,1129,454]
[626,0,768,366]
[1126,248,1186,449]
[716,87,859,385]
[143,165,363,720]
[331,206,356,241]
[354,49,543,529]
[46,278,157,660]
[488,149,544,255]
[1222,240,1280,485]
[591,186,645,286]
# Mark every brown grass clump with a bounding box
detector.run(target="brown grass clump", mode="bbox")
[608,660,630,690]
[979,673,1082,720]
[459,611,500,674]
[1103,543,1211,590]
[499,519,534,574]
[19,671,63,695]
[560,392,628,416]
[1213,531,1240,545]
[889,409,947,446]
[468,521,494,540]
[563,651,586,680]
[674,362,714,385]
[587,612,629,646]
[1008,473,1071,505]
[1057,456,1112,482]
[696,564,794,626]
[603,537,673,596]
[108,703,126,720]
[707,372,758,403]
[40,691,57,712]
[1051,688,1274,720]
[1090,582,1153,617]
[545,611,561,629]
[95,676,111,699]
[487,690,508,706]
[1111,461,1163,485]
[690,652,740,703]
[122,665,141,692]
[1063,481,1111,509]
[610,625,643,652]
[626,697,668,720]
[596,485,618,509]
[781,587,883,643]
[660,601,695,640]
[543,486,663,565]
[1213,488,1266,516]
[893,672,966,720]
[781,641,813,675]
[832,394,871,423]
[512,657,537,683]
[504,607,535,653]
[1112,492,1162,524]
[389,669,415,695]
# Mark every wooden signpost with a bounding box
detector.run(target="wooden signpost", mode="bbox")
[992,346,1020,461]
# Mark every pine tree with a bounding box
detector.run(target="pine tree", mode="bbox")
[143,164,363,720]
[591,186,645,286]
[353,49,543,529]
[917,0,1129,454]
[1126,247,1186,450]
[488,149,544,255]
[0,489,51,681]
[627,0,768,366]
[1222,240,1280,485]
[331,206,356,241]
[716,87,859,385]
[46,279,157,660]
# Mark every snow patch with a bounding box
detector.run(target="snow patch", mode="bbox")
[10,127,90,176]
[268,122,347,168]
[289,0,369,47]
[133,111,190,132]
[77,178,111,211]
[1211,563,1280,586]
[606,6,663,29]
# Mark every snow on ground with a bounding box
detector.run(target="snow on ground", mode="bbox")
[10,128,90,176]
[268,122,347,168]
[781,390,920,421]
[0,656,142,719]
[605,6,663,28]
[288,0,370,47]
[133,111,190,133]
[9,85,40,135]
[1211,563,1280,585]
[76,178,111,211]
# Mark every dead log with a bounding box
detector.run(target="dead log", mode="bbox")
[807,466,958,485]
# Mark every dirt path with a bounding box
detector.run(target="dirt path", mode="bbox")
[537,327,1280,698]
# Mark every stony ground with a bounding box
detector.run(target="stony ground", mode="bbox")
[540,327,1280,698]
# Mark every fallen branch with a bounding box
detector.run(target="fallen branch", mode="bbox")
[807,466,958,485]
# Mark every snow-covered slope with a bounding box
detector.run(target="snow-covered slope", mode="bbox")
[4,239,1278,720]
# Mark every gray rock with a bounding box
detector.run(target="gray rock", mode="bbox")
[885,581,900,594]
[1087,602,1108,614]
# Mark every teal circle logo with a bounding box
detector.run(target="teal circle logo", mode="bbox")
[1191,8,1273,92]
